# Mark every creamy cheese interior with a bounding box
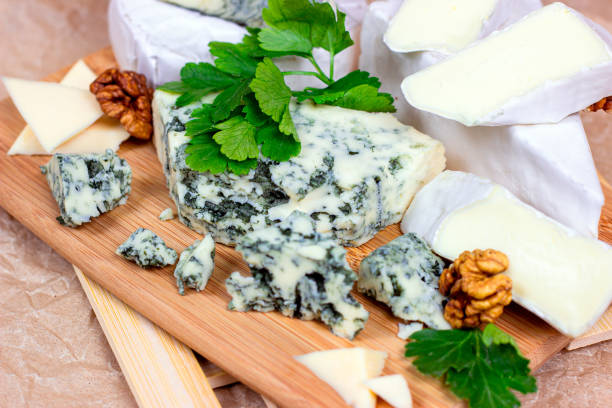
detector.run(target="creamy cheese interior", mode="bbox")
[384,0,499,53]
[401,2,612,125]
[433,186,612,337]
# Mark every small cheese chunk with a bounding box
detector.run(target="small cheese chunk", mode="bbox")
[384,0,500,53]
[226,211,369,339]
[364,375,412,408]
[40,149,132,227]
[174,235,215,295]
[159,208,175,221]
[117,228,178,268]
[295,348,387,408]
[3,77,103,152]
[397,322,424,340]
[358,234,450,330]
[401,3,612,126]
[401,171,612,337]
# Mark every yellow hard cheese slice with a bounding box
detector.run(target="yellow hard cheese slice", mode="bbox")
[4,74,103,152]
[7,60,129,155]
[364,375,412,408]
[295,348,387,408]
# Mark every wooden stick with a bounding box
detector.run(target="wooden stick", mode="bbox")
[74,266,222,408]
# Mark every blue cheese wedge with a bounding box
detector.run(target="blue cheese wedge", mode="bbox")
[161,0,266,25]
[226,211,369,339]
[358,233,450,330]
[153,90,445,246]
[116,228,178,268]
[40,149,132,227]
[174,234,215,295]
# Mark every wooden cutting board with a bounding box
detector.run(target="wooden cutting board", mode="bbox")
[1,48,611,408]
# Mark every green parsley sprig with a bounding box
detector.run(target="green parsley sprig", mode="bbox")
[158,0,395,175]
[405,324,537,408]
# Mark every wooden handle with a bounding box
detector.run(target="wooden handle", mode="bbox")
[74,266,222,408]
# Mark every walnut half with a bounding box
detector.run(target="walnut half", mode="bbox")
[439,249,512,329]
[586,97,612,113]
[90,68,154,140]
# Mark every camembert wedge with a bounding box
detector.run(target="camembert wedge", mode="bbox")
[401,171,612,337]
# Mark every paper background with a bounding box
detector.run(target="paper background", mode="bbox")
[0,0,610,407]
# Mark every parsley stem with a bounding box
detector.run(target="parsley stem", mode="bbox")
[282,70,330,85]
[329,51,335,80]
[306,55,332,85]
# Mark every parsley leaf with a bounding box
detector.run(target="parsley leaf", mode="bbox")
[294,71,394,112]
[213,116,259,161]
[250,58,297,139]
[158,0,396,175]
[405,325,537,408]
[256,125,301,162]
[185,134,228,174]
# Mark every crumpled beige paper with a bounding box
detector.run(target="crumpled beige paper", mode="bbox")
[0,0,611,407]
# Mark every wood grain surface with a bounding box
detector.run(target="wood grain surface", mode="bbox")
[0,48,610,408]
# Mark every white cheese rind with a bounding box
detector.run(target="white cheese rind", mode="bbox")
[401,171,612,338]
[109,0,365,87]
[384,0,541,54]
[359,0,604,239]
[364,375,412,408]
[152,90,445,246]
[295,348,387,408]
[3,78,103,152]
[400,3,612,127]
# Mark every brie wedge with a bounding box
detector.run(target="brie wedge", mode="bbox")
[364,375,412,408]
[3,77,103,152]
[384,0,540,54]
[401,3,612,126]
[360,0,604,238]
[295,348,387,408]
[401,171,612,338]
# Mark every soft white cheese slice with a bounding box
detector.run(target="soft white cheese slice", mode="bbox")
[3,77,103,152]
[359,0,604,239]
[384,0,541,54]
[364,375,412,408]
[401,2,612,126]
[7,60,129,155]
[401,171,612,338]
[295,348,387,408]
[109,0,365,88]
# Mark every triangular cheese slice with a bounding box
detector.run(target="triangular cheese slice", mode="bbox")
[295,348,387,408]
[364,375,412,408]
[7,60,129,155]
[3,76,103,152]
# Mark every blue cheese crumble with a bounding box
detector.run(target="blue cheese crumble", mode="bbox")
[116,228,178,268]
[152,90,445,246]
[358,233,450,330]
[159,208,175,221]
[225,211,369,339]
[40,149,132,227]
[174,234,215,295]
